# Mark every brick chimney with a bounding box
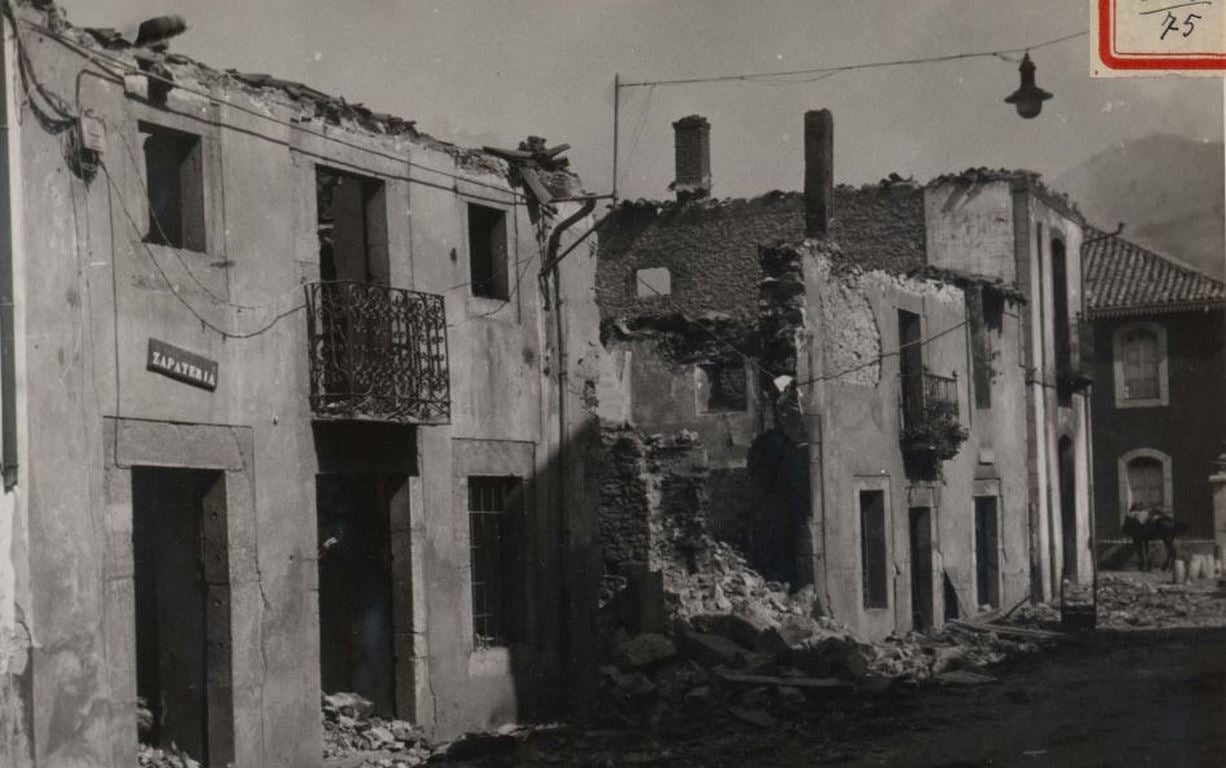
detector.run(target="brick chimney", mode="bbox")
[804,109,833,238]
[670,115,711,202]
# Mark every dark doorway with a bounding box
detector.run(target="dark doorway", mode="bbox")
[909,507,934,630]
[1058,436,1078,581]
[859,490,889,609]
[898,309,923,428]
[316,166,388,284]
[133,467,232,767]
[974,496,1000,610]
[316,473,406,719]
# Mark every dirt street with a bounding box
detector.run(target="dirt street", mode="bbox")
[300,572,1226,768]
[477,627,1226,768]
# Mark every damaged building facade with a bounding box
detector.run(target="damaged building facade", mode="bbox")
[0,3,603,767]
[596,111,1093,640]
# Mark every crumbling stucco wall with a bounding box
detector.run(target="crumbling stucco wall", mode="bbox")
[785,241,1032,640]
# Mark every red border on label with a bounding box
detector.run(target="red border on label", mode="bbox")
[1098,0,1226,70]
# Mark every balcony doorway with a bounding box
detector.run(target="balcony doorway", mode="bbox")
[316,166,388,285]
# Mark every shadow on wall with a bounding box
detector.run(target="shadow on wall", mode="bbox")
[747,428,811,589]
[309,416,605,731]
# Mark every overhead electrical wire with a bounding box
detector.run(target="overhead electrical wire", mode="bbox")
[618,29,1087,89]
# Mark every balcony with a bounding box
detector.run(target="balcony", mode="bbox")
[305,281,450,424]
[900,370,960,430]
[900,370,966,481]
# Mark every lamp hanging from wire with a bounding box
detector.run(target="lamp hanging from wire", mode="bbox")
[1005,52,1052,119]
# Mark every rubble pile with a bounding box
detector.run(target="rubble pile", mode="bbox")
[868,626,1041,681]
[662,538,814,620]
[322,693,433,767]
[1095,572,1226,629]
[136,745,199,768]
[598,539,1059,738]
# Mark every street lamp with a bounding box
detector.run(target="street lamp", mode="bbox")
[1005,52,1052,119]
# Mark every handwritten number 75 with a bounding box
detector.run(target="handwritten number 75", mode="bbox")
[1161,11,1203,40]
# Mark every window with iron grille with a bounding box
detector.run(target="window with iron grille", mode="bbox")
[468,476,523,646]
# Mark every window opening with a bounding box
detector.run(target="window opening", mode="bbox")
[468,204,509,299]
[141,122,205,252]
[698,363,748,413]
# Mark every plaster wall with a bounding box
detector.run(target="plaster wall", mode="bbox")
[0,16,32,768]
[925,179,1093,600]
[800,253,1030,640]
[924,182,1017,283]
[1025,196,1093,594]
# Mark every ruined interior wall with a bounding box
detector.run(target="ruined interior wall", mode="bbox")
[595,198,786,325]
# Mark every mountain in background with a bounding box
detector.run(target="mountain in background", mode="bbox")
[1053,134,1224,279]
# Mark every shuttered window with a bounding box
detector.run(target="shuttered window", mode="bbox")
[1121,327,1160,400]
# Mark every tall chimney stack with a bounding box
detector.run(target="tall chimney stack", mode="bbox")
[804,109,833,238]
[670,115,711,202]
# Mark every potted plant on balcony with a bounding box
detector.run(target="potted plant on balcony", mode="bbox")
[900,399,969,481]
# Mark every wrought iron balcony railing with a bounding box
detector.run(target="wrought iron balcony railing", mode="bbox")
[305,281,450,424]
[900,370,960,431]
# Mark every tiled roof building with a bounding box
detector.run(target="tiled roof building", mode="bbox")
[1083,228,1226,317]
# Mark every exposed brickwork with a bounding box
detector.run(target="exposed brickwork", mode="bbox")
[671,115,711,200]
[598,428,710,574]
[596,186,926,325]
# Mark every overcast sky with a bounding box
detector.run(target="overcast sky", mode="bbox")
[59,0,1223,200]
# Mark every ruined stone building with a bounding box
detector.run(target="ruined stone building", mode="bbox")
[595,111,1094,640]
[0,3,605,766]
[1082,229,1226,565]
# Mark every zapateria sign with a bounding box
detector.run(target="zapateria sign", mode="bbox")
[147,338,218,391]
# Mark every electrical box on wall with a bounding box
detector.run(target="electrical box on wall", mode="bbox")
[78,114,107,154]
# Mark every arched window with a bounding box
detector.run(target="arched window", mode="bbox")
[1117,448,1173,521]
[1112,322,1168,408]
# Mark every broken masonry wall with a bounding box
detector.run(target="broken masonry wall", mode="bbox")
[595,186,927,327]
[755,243,815,591]
[597,315,767,572]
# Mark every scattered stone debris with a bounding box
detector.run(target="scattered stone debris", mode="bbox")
[1096,571,1226,629]
[322,693,433,767]
[320,692,563,767]
[136,745,199,768]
